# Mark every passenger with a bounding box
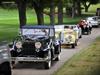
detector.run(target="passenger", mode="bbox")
[78,19,85,33]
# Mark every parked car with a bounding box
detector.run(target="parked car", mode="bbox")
[0,46,11,75]
[86,16,100,27]
[8,25,61,69]
[61,28,77,48]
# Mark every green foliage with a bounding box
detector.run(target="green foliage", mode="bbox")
[81,0,100,4]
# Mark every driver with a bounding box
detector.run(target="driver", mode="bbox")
[42,29,47,35]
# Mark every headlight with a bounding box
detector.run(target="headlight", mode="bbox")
[2,53,9,59]
[16,41,22,49]
[17,48,22,53]
[35,42,42,49]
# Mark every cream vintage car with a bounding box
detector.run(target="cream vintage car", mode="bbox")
[62,28,78,48]
[64,25,82,40]
[55,25,78,48]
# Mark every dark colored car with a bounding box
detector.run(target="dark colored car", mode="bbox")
[9,25,61,69]
[0,46,11,75]
[78,20,92,35]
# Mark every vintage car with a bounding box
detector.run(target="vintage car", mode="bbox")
[78,20,92,35]
[86,16,100,27]
[8,25,61,69]
[61,28,77,48]
[65,25,82,39]
[0,46,11,75]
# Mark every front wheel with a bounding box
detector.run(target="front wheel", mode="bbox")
[0,63,11,75]
[56,44,61,54]
[71,44,75,48]
[44,50,52,69]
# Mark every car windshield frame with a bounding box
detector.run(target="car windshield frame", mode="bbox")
[21,25,55,37]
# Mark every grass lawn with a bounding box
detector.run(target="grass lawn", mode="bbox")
[53,37,100,75]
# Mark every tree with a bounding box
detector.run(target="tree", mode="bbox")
[1,0,27,27]
[64,0,77,18]
[76,0,81,16]
[32,0,44,25]
[16,0,26,28]
[81,0,100,12]
[1,0,64,26]
[58,0,63,24]
[0,1,2,6]
[50,0,55,25]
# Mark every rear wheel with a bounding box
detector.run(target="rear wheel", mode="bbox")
[75,40,78,46]
[79,35,82,38]
[87,30,91,35]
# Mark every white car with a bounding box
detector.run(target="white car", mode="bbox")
[86,16,100,27]
[64,25,82,39]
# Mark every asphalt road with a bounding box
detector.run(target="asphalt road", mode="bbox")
[2,28,100,75]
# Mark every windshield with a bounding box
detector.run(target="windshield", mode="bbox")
[22,29,49,36]
[87,17,93,20]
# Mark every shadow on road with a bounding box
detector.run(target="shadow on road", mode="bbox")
[12,61,58,70]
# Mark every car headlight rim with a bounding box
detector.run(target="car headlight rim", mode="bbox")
[15,41,22,49]
[35,42,42,49]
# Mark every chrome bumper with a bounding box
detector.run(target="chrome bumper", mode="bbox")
[11,57,50,62]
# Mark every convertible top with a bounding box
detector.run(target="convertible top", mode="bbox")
[21,25,54,29]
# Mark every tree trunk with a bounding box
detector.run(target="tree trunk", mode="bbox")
[85,6,88,12]
[50,0,55,25]
[35,7,44,25]
[16,0,26,28]
[77,0,81,16]
[32,1,44,25]
[58,0,63,24]
[72,1,75,18]
[0,1,2,6]
[83,2,91,12]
